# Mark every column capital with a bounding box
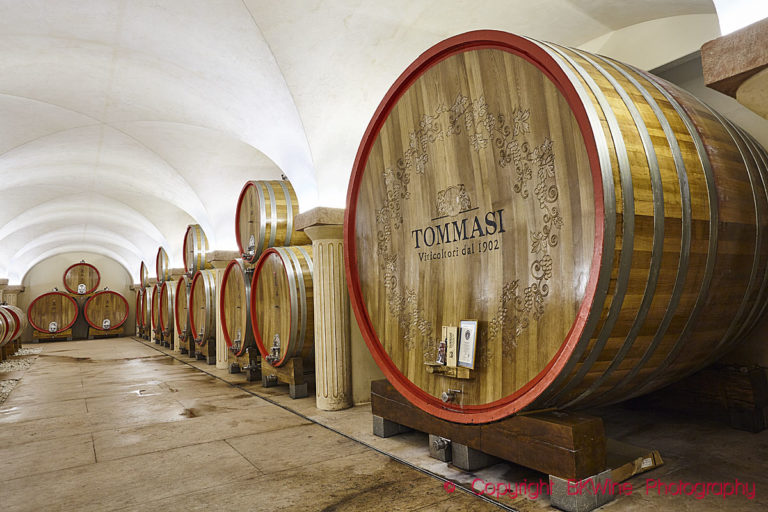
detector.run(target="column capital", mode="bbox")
[296,207,345,241]
[4,285,25,293]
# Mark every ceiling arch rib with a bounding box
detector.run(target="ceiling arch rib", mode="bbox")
[18,244,134,286]
[12,227,144,264]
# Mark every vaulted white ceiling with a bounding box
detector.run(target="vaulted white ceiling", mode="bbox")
[0,0,722,283]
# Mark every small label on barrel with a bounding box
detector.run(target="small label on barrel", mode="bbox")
[641,458,653,469]
[48,321,58,332]
[77,283,86,294]
[102,319,111,330]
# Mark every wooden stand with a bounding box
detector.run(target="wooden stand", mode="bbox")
[626,363,768,432]
[162,330,174,350]
[261,357,309,399]
[194,337,216,365]
[88,327,124,339]
[33,329,73,341]
[228,348,261,382]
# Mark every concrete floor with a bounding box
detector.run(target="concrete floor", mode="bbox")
[2,337,767,511]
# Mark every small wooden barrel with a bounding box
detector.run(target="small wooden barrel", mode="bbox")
[156,247,171,282]
[63,262,100,295]
[84,291,129,330]
[150,283,161,334]
[1,305,26,342]
[251,246,314,367]
[220,258,254,357]
[183,224,211,274]
[27,292,78,333]
[159,281,175,336]
[346,31,768,423]
[139,261,149,289]
[189,269,216,344]
[174,275,192,340]
[235,180,310,263]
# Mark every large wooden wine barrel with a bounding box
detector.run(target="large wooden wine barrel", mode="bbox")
[220,258,254,356]
[235,180,310,263]
[159,281,175,336]
[183,225,211,274]
[150,283,161,334]
[84,291,129,330]
[27,292,78,333]
[189,269,216,344]
[156,247,171,282]
[63,262,100,295]
[135,290,144,328]
[139,261,150,289]
[1,304,26,342]
[251,246,314,367]
[174,275,192,340]
[0,308,15,346]
[345,31,768,423]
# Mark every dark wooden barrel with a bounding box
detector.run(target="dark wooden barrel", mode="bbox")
[235,180,310,263]
[220,258,254,357]
[139,261,149,289]
[159,281,175,336]
[63,262,100,295]
[183,224,211,274]
[189,269,216,344]
[1,305,26,342]
[84,291,129,330]
[28,292,78,333]
[250,246,314,367]
[174,275,192,341]
[156,247,171,282]
[345,30,768,423]
[150,283,161,334]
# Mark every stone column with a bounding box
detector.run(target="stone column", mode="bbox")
[296,208,352,410]
[3,285,24,307]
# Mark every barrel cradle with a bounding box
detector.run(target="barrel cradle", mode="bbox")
[235,180,310,264]
[345,30,768,424]
[190,269,217,363]
[27,292,78,338]
[84,291,129,332]
[63,262,100,295]
[220,258,256,359]
[251,246,314,368]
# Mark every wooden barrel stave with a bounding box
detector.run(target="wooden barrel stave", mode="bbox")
[189,269,216,344]
[139,261,149,289]
[63,262,100,295]
[1,305,26,342]
[220,258,254,357]
[174,275,192,340]
[250,246,313,367]
[235,180,311,263]
[150,283,161,334]
[84,291,129,330]
[0,308,14,346]
[345,31,768,423]
[27,292,78,334]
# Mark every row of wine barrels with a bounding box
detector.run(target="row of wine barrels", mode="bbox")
[174,275,192,340]
[156,247,171,283]
[189,269,216,344]
[0,304,26,346]
[28,292,78,333]
[83,291,128,331]
[235,180,310,263]
[184,224,211,275]
[251,246,314,367]
[159,281,175,336]
[63,262,100,295]
[220,258,254,357]
[344,31,768,423]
